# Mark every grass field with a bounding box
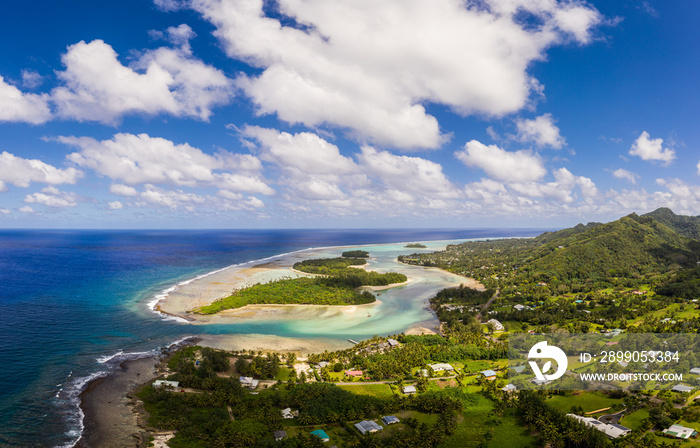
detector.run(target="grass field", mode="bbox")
[488,414,537,448]
[337,383,395,399]
[619,408,649,430]
[274,366,291,382]
[547,391,624,414]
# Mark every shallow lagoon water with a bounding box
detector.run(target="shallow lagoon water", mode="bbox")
[0,229,539,447]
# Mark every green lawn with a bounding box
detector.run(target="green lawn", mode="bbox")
[619,408,649,430]
[337,383,395,399]
[488,414,537,448]
[547,391,624,414]
[274,366,291,381]
[439,394,496,448]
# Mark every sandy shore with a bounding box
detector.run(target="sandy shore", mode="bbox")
[76,357,157,448]
[198,333,353,356]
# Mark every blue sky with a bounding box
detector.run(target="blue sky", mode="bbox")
[0,0,698,229]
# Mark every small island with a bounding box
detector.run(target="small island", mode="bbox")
[341,249,370,258]
[404,243,427,248]
[196,256,407,314]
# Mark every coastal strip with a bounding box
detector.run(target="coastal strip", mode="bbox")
[74,338,199,448]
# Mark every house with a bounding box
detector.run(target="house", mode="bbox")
[382,416,400,425]
[481,370,497,380]
[486,319,504,331]
[281,408,298,419]
[691,367,700,375]
[566,414,631,439]
[672,384,693,393]
[239,376,259,389]
[316,361,330,369]
[310,429,330,442]
[513,304,531,311]
[663,424,698,439]
[430,363,455,372]
[387,338,399,347]
[355,420,383,435]
[501,384,517,393]
[403,385,417,394]
[345,370,363,377]
[153,380,179,389]
[273,430,287,441]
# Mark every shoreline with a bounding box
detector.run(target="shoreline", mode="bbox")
[75,339,199,448]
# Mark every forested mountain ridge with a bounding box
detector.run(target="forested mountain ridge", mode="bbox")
[400,209,700,287]
[642,207,700,240]
[526,213,699,281]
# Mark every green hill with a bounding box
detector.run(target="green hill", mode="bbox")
[642,207,700,240]
[400,208,700,286]
[525,213,699,282]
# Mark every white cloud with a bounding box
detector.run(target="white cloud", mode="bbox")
[24,186,79,208]
[216,173,275,195]
[697,160,700,176]
[514,113,566,149]
[508,168,598,203]
[612,168,639,184]
[62,133,272,194]
[191,0,601,149]
[154,0,185,11]
[18,206,35,213]
[0,76,51,124]
[357,146,458,197]
[243,126,358,175]
[455,140,546,183]
[629,131,675,164]
[136,184,207,209]
[51,39,233,123]
[0,208,10,215]
[21,70,44,89]
[110,184,139,197]
[0,151,82,190]
[150,24,197,51]
[108,201,123,210]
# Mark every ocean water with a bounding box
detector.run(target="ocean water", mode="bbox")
[0,229,540,447]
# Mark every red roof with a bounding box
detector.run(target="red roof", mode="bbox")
[346,370,363,376]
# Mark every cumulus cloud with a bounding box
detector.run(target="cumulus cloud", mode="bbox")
[110,183,139,196]
[0,76,51,124]
[243,126,357,175]
[612,168,639,184]
[514,113,566,149]
[24,186,79,208]
[190,0,601,149]
[108,201,123,210]
[629,131,675,164]
[136,184,207,209]
[0,208,10,215]
[455,140,546,183]
[51,38,233,123]
[61,133,273,194]
[19,206,35,213]
[357,146,458,197]
[0,151,82,191]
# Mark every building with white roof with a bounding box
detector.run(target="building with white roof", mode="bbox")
[566,414,631,439]
[429,363,454,372]
[662,424,698,439]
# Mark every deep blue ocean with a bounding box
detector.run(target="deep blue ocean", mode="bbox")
[0,229,541,447]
